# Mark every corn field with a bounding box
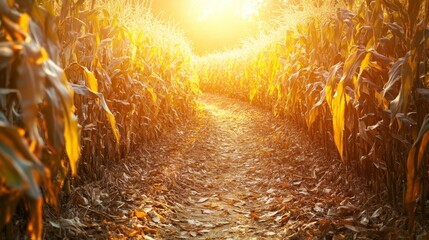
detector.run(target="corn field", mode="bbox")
[1,0,429,238]
[198,0,429,234]
[0,0,198,238]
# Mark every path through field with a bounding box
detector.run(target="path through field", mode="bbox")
[159,93,302,238]
[49,94,408,239]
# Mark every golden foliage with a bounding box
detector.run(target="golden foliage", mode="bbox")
[197,0,429,234]
[0,0,198,238]
[0,1,80,238]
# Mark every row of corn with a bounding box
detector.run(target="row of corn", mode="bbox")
[197,0,429,233]
[0,0,198,238]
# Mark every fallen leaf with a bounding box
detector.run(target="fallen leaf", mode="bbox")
[202,209,214,214]
[216,221,230,227]
[135,210,147,220]
[360,217,369,226]
[344,225,361,233]
[337,204,359,215]
[250,211,260,220]
[120,225,138,237]
[327,208,337,216]
[314,203,324,213]
[267,188,276,194]
[265,197,275,204]
[152,215,161,224]
[298,187,309,195]
[142,226,158,234]
[202,223,215,228]
[150,210,166,224]
[203,203,221,209]
[262,210,280,218]
[49,221,60,228]
[187,219,202,226]
[370,207,382,219]
[292,181,302,186]
[197,197,209,203]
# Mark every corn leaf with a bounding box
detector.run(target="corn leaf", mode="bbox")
[406,114,429,232]
[71,84,120,145]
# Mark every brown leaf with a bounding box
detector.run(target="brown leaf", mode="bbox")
[142,226,158,234]
[250,211,260,220]
[344,225,361,233]
[370,207,383,219]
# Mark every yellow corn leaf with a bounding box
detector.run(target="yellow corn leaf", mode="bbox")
[325,63,342,110]
[332,80,346,159]
[68,63,99,93]
[106,111,120,145]
[83,68,98,93]
[64,112,80,175]
[405,115,429,232]
[18,13,30,35]
[355,52,371,100]
[46,60,80,176]
[306,90,326,129]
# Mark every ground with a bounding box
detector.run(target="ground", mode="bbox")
[44,94,424,239]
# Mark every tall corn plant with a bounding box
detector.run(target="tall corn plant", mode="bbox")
[0,0,80,238]
[52,0,122,180]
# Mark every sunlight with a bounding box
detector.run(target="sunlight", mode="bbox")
[185,0,263,52]
[241,0,263,19]
[192,0,261,21]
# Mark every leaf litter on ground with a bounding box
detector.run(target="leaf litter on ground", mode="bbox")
[44,94,427,239]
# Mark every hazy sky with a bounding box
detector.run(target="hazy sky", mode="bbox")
[148,0,267,54]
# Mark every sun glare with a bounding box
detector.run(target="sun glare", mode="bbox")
[241,0,262,19]
[163,0,268,53]
[192,0,262,21]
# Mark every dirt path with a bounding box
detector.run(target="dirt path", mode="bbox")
[160,94,294,239]
[155,94,404,239]
[48,93,411,239]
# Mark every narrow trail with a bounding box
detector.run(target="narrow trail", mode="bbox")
[161,94,294,238]
[50,94,407,239]
[154,94,399,239]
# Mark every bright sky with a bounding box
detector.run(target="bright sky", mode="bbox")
[191,0,262,21]
[149,0,272,53]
